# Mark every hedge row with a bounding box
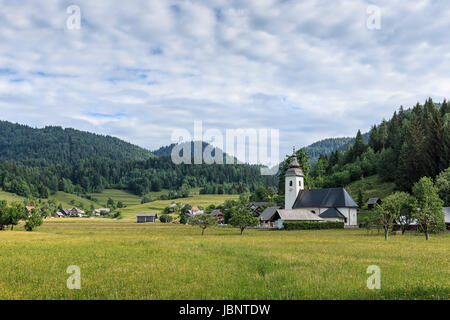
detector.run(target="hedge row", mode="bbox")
[283,221,345,230]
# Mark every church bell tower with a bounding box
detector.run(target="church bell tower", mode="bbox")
[285,148,305,210]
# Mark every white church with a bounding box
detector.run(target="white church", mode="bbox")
[259,151,359,229]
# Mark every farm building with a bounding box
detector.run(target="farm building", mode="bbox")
[186,207,203,218]
[247,202,274,217]
[135,212,158,223]
[93,208,110,216]
[210,209,225,224]
[367,197,382,210]
[260,150,359,229]
[69,207,85,217]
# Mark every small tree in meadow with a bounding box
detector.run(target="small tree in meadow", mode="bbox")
[7,202,27,231]
[412,177,445,240]
[374,192,413,240]
[188,212,217,235]
[24,209,43,232]
[229,206,258,235]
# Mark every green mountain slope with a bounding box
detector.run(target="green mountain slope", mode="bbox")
[304,133,369,165]
[0,120,152,164]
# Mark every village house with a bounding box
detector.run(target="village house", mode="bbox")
[247,202,274,217]
[210,209,225,224]
[186,206,203,218]
[69,207,85,217]
[93,208,111,216]
[135,212,158,223]
[259,150,358,228]
[367,197,382,210]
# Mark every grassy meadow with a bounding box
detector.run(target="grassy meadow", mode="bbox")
[118,194,239,220]
[346,175,397,208]
[0,219,448,300]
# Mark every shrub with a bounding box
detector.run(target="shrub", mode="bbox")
[159,214,173,223]
[24,210,43,231]
[283,221,344,230]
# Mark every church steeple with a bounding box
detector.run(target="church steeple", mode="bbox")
[285,148,304,177]
[284,147,304,210]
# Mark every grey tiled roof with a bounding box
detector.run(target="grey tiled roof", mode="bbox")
[293,188,358,208]
[259,206,280,221]
[319,207,345,219]
[277,209,324,221]
[135,212,157,217]
[367,197,381,205]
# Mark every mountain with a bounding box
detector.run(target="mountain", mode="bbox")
[0,120,276,198]
[153,141,237,163]
[0,120,152,164]
[304,133,370,165]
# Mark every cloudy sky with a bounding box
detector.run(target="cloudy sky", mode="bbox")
[0,0,449,162]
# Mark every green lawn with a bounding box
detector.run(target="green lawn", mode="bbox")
[0,220,448,300]
[0,189,25,203]
[88,189,144,207]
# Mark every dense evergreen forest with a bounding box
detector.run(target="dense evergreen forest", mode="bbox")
[279,98,449,196]
[0,121,276,198]
[303,134,369,165]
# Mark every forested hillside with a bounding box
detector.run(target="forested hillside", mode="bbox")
[303,134,369,165]
[0,121,153,164]
[0,121,277,199]
[280,98,449,196]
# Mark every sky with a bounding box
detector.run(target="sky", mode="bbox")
[0,0,449,163]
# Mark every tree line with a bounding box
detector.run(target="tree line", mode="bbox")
[303,99,449,194]
[0,155,277,199]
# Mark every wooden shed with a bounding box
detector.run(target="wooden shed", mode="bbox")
[367,197,382,210]
[135,212,158,223]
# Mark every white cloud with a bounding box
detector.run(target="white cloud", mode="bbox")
[0,0,449,161]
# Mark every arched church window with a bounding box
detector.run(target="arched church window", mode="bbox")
[289,181,293,186]
[299,181,301,186]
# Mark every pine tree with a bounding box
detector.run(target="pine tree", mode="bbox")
[398,114,425,190]
[352,130,366,162]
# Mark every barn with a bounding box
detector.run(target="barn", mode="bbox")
[135,212,158,223]
[367,197,382,210]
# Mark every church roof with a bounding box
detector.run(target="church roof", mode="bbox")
[277,209,324,221]
[293,187,358,208]
[319,207,346,219]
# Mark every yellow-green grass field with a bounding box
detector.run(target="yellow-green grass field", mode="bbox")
[0,219,448,300]
[118,194,240,220]
[88,188,202,208]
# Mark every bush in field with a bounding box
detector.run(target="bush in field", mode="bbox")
[159,214,173,223]
[283,221,344,230]
[24,209,43,231]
